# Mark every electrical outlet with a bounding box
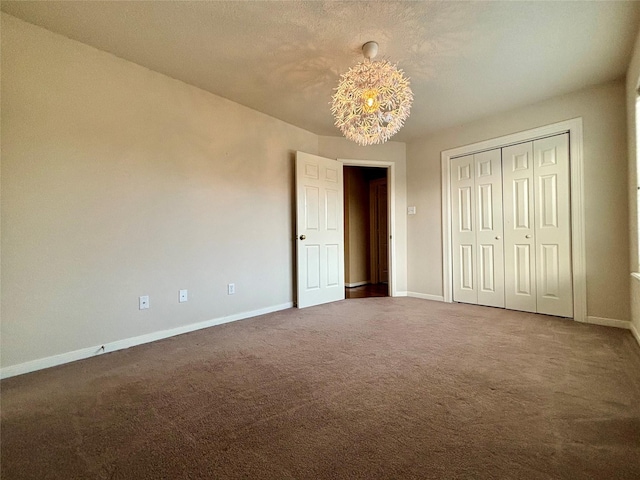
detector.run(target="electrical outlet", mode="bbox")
[179,289,188,303]
[228,283,235,295]
[139,295,150,310]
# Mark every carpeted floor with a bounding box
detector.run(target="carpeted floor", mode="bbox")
[2,297,640,479]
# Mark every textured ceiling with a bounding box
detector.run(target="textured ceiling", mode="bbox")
[2,1,640,142]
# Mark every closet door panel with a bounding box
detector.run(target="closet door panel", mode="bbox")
[502,142,537,313]
[451,155,477,304]
[534,134,573,317]
[475,149,504,308]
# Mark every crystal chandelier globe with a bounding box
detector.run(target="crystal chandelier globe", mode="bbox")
[331,41,413,146]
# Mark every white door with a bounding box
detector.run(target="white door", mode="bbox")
[451,154,478,304]
[533,134,573,317]
[474,149,505,308]
[296,152,345,308]
[503,142,537,313]
[451,150,504,306]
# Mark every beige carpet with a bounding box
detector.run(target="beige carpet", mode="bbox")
[2,297,640,479]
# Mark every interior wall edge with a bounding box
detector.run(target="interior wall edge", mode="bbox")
[626,24,640,341]
[631,322,640,348]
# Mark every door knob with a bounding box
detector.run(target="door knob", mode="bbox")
[525,234,532,238]
[299,235,306,240]
[495,236,501,240]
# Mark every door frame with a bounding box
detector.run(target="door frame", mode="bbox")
[340,159,396,297]
[440,118,586,322]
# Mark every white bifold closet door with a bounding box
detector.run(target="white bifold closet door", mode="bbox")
[451,149,505,308]
[502,141,537,313]
[503,134,573,317]
[452,133,573,318]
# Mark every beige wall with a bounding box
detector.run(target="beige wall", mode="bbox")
[1,15,321,368]
[318,136,408,293]
[407,80,629,322]
[627,28,640,337]
[343,167,370,285]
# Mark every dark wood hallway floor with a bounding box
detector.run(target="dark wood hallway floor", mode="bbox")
[345,283,388,299]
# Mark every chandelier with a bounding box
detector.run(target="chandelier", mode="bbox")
[331,41,413,146]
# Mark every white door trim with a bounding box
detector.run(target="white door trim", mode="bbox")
[340,159,397,297]
[441,118,586,322]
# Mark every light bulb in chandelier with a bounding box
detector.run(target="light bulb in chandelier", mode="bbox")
[362,89,379,113]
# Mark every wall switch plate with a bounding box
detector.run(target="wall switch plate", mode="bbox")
[139,295,150,310]
[179,289,188,303]
[408,206,417,215]
[227,283,235,295]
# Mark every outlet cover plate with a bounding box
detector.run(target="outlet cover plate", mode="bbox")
[179,289,188,303]
[139,295,150,310]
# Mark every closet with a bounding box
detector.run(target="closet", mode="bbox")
[451,133,573,317]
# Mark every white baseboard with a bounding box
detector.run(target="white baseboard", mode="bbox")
[394,291,407,297]
[631,322,640,348]
[407,292,445,302]
[584,316,640,349]
[582,316,631,330]
[0,302,293,380]
[345,281,370,288]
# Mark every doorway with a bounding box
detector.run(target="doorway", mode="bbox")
[295,153,397,309]
[343,166,389,299]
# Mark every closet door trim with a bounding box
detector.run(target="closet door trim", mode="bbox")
[441,118,586,322]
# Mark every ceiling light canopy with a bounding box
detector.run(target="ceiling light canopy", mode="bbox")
[331,41,413,146]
